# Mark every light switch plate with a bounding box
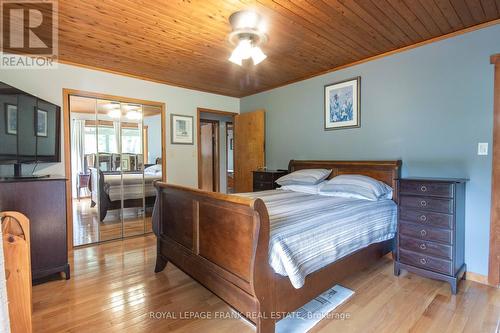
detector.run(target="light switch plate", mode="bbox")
[478,142,488,155]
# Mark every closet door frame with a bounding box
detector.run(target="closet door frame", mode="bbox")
[63,89,166,252]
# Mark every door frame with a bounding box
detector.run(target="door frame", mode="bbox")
[489,54,500,287]
[226,122,234,193]
[199,119,220,192]
[196,108,237,192]
[63,89,167,251]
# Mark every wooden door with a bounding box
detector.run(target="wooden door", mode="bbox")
[199,120,219,192]
[234,110,265,193]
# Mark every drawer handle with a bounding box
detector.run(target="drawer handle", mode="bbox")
[420,229,427,237]
[420,200,427,207]
[420,185,427,192]
[420,243,427,250]
[420,258,427,265]
[419,215,427,222]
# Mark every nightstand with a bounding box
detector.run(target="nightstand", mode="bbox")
[252,170,288,192]
[394,178,467,294]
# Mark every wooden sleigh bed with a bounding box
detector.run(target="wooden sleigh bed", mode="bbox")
[153,160,402,333]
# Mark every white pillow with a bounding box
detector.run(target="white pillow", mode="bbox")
[279,183,323,194]
[145,164,162,174]
[276,169,332,186]
[319,174,392,201]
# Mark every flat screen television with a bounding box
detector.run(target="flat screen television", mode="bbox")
[0,81,60,178]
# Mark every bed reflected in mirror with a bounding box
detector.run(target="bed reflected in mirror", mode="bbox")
[69,94,164,247]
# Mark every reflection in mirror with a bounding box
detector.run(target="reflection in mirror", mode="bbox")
[69,95,162,246]
[69,95,99,246]
[0,85,19,164]
[143,105,163,233]
[121,103,145,237]
[96,99,123,242]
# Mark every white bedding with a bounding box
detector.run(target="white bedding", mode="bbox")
[89,167,161,203]
[106,173,161,201]
[237,189,397,289]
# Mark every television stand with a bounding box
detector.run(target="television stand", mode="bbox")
[4,163,50,180]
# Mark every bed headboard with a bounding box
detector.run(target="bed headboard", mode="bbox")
[288,160,402,201]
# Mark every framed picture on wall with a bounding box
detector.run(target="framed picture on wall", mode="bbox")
[5,103,17,135]
[324,77,360,130]
[36,109,48,137]
[171,114,194,144]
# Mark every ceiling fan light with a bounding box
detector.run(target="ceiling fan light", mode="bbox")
[235,39,252,59]
[227,10,268,66]
[229,52,242,66]
[251,46,267,65]
[108,109,121,118]
[126,110,142,120]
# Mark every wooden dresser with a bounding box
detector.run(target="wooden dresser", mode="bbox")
[394,178,467,294]
[0,177,69,282]
[252,170,288,192]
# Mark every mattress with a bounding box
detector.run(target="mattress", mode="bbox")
[237,189,397,289]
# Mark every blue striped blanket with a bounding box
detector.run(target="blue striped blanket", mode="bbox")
[237,190,397,289]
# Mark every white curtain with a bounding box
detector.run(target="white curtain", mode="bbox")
[113,121,121,154]
[71,119,86,198]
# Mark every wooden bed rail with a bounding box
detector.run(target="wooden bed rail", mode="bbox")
[153,182,275,326]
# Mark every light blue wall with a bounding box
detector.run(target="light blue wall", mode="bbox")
[144,114,162,164]
[241,24,500,276]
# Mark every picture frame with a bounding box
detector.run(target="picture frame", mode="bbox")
[171,114,194,145]
[36,108,48,137]
[324,77,361,130]
[5,103,17,135]
[121,158,129,171]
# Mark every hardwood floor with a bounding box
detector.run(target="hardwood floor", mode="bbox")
[72,198,152,246]
[32,235,500,332]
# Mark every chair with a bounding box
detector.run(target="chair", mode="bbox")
[76,172,90,201]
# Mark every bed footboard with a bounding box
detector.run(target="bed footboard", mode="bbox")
[153,182,276,331]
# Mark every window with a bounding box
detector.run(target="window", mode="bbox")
[84,125,141,154]
[84,126,118,154]
[122,128,141,154]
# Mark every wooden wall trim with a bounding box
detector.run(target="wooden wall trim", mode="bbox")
[63,89,167,251]
[490,54,500,287]
[57,60,242,98]
[466,271,490,286]
[63,90,72,252]
[244,19,500,98]
[57,20,500,99]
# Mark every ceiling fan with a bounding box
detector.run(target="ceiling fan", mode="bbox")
[227,10,268,66]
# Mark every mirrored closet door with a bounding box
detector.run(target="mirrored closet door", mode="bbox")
[69,94,163,247]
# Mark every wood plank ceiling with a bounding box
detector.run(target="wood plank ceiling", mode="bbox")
[57,0,500,97]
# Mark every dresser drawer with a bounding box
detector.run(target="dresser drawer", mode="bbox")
[399,222,452,244]
[399,236,452,260]
[253,181,274,191]
[400,181,453,198]
[253,172,275,182]
[399,249,453,275]
[400,195,453,214]
[399,208,453,229]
